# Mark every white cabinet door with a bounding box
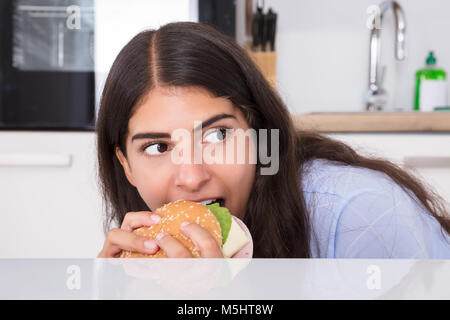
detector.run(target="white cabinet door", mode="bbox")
[0,131,105,258]
[328,133,450,205]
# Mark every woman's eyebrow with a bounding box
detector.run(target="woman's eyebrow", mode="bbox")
[131,113,236,143]
[131,132,171,142]
[194,113,236,132]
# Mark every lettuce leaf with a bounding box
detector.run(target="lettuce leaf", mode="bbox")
[206,203,232,245]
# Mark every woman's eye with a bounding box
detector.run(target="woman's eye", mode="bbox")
[203,128,228,144]
[144,143,169,155]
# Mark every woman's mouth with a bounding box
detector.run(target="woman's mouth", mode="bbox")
[199,198,225,207]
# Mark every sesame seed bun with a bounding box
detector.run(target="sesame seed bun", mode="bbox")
[120,200,222,258]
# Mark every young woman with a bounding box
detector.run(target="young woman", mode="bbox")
[96,22,450,259]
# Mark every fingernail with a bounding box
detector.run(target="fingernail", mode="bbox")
[181,221,191,229]
[144,240,157,251]
[156,233,167,241]
[150,214,161,223]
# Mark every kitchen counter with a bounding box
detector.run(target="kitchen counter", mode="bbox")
[292,112,450,132]
[2,259,450,299]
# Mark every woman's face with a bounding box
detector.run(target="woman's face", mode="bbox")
[116,86,256,219]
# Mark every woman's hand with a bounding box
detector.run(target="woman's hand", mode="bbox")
[156,221,224,258]
[97,212,223,258]
[97,211,162,258]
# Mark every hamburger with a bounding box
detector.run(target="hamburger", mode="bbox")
[120,200,252,258]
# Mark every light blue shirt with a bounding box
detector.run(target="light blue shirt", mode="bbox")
[302,159,450,259]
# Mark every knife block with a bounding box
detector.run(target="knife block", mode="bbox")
[244,42,277,88]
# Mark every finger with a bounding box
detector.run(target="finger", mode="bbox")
[120,211,161,232]
[100,228,160,257]
[180,222,223,258]
[155,233,192,258]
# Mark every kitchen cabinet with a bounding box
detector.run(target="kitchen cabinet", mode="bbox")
[0,131,104,258]
[327,133,450,207]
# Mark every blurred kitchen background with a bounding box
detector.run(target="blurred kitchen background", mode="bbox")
[1,0,449,258]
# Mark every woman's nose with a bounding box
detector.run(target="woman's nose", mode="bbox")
[174,162,212,192]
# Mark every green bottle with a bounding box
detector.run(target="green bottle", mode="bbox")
[414,51,447,111]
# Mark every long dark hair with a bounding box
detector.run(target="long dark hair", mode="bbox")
[96,22,450,258]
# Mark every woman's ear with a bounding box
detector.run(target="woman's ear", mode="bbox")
[115,147,136,187]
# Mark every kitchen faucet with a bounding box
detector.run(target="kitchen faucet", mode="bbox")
[366,0,407,111]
